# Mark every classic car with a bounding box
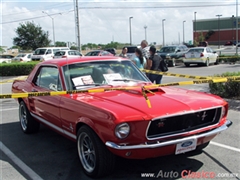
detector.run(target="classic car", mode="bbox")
[12,56,232,178]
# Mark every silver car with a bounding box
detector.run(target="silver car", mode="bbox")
[183,47,219,67]
[53,50,83,59]
[12,53,32,62]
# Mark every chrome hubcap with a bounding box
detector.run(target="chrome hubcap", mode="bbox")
[19,104,27,131]
[78,132,96,173]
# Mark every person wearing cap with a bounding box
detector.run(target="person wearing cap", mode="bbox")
[148,46,163,84]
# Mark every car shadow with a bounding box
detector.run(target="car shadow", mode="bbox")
[0,122,205,180]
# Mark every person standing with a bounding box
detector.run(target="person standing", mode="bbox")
[148,46,163,84]
[140,40,150,64]
[119,47,128,58]
[132,48,146,69]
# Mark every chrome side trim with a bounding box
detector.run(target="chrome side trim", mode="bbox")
[31,113,77,140]
[105,120,232,150]
[146,106,223,140]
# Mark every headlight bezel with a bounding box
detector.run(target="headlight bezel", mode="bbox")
[115,123,130,139]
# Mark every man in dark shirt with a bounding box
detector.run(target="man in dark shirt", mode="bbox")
[148,46,163,84]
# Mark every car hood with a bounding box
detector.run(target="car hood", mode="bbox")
[69,86,225,122]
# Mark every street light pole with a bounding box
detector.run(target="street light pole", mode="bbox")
[236,0,238,55]
[162,19,166,46]
[42,11,55,46]
[183,20,186,44]
[216,14,222,49]
[144,25,147,40]
[129,17,133,45]
[194,12,197,42]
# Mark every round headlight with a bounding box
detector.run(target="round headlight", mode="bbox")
[115,123,130,139]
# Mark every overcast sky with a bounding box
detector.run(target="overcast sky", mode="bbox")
[0,0,239,48]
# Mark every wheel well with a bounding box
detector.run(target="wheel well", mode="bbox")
[76,122,90,135]
[18,98,23,104]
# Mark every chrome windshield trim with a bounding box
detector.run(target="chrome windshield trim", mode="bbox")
[105,120,232,150]
[146,106,223,140]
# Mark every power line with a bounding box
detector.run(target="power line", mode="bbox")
[1,3,236,25]
[2,2,72,17]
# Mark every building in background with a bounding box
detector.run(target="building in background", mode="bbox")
[193,16,240,45]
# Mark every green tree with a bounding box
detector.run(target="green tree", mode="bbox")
[13,21,51,50]
[55,41,67,47]
[0,46,5,54]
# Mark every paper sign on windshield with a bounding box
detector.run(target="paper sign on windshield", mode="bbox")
[103,73,122,84]
[72,75,94,86]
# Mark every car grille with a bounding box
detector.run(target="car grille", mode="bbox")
[147,107,222,139]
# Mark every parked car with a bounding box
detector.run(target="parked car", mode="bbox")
[53,50,83,59]
[125,46,138,60]
[104,48,116,56]
[31,47,70,61]
[224,41,234,46]
[12,56,231,178]
[12,53,32,62]
[85,50,114,56]
[0,54,14,63]
[183,47,219,67]
[157,45,188,67]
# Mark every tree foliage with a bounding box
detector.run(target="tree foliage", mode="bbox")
[13,21,51,50]
[55,41,67,47]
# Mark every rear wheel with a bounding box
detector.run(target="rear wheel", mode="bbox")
[184,63,190,67]
[205,58,210,67]
[77,125,115,178]
[19,101,40,134]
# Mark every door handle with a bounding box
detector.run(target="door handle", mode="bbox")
[32,89,38,92]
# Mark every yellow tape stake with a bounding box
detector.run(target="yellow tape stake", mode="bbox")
[142,86,152,108]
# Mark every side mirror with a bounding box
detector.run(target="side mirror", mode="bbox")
[177,50,181,52]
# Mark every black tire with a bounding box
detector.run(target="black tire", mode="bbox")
[214,57,219,65]
[195,142,210,152]
[19,101,40,134]
[77,125,115,178]
[184,63,190,67]
[205,58,210,67]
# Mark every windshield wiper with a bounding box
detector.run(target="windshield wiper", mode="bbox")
[112,79,146,83]
[74,83,113,88]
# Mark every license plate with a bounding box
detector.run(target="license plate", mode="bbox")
[175,139,197,154]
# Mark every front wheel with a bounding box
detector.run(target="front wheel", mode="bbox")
[77,126,115,178]
[19,101,40,134]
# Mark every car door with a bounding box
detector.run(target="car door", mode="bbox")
[206,48,214,63]
[45,49,53,60]
[29,66,63,130]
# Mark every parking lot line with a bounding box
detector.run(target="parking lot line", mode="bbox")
[0,141,44,180]
[211,141,240,153]
[0,108,18,111]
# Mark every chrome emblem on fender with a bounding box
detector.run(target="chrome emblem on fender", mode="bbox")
[201,111,208,121]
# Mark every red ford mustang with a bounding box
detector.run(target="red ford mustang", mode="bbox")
[12,56,232,178]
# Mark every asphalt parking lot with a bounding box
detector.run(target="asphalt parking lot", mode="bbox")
[0,63,240,180]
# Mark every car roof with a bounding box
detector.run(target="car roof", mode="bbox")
[40,56,128,67]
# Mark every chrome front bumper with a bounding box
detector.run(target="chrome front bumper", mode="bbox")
[105,120,232,150]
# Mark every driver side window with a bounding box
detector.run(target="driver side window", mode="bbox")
[34,66,62,91]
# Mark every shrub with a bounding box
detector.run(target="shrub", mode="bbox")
[0,62,39,76]
[209,72,240,99]
[219,55,240,63]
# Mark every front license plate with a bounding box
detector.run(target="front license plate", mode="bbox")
[175,139,197,154]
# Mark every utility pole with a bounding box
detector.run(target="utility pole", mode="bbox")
[216,14,222,49]
[162,19,166,46]
[75,0,81,53]
[236,0,239,55]
[183,20,186,44]
[129,17,133,45]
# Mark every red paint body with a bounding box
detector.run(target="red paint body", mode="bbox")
[12,57,230,159]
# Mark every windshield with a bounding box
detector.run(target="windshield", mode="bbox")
[187,49,204,53]
[159,47,176,53]
[62,60,149,90]
[127,47,137,53]
[16,54,25,57]
[34,49,47,55]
